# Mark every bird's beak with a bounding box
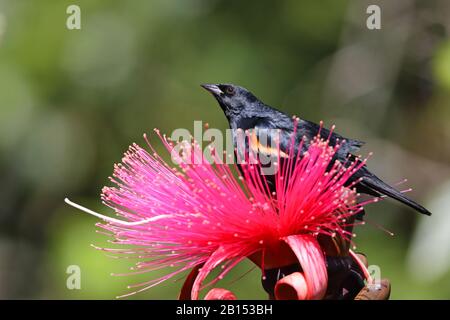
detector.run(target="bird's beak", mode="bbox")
[201,84,223,96]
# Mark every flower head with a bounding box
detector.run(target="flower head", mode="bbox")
[66,125,373,299]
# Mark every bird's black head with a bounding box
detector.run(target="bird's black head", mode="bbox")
[201,83,260,117]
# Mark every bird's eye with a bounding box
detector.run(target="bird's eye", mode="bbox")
[225,86,235,95]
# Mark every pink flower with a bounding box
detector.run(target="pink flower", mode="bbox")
[65,126,374,299]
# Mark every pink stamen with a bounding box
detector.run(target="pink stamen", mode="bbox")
[67,122,383,299]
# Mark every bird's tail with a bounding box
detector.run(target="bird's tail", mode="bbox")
[359,174,431,216]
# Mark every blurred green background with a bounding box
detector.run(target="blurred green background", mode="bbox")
[0,0,449,299]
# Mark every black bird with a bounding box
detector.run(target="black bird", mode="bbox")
[201,83,431,216]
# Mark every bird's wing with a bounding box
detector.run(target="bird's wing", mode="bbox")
[298,119,365,153]
[347,138,365,153]
[248,117,291,159]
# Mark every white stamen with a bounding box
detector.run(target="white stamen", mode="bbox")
[64,198,172,226]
